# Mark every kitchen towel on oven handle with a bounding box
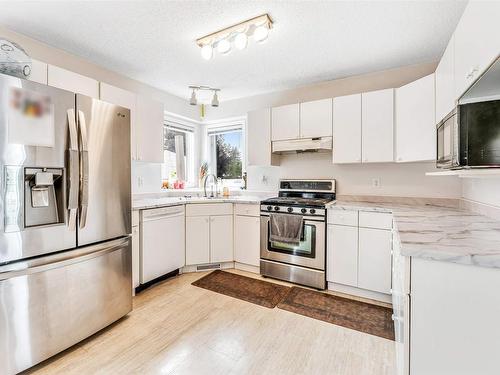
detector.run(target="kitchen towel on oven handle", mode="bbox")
[269,213,304,244]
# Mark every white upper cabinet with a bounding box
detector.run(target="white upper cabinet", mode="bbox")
[395,73,436,162]
[47,65,99,98]
[332,93,362,164]
[247,108,279,166]
[271,103,300,141]
[361,89,394,163]
[28,59,47,85]
[299,98,333,138]
[454,1,500,99]
[136,95,164,163]
[100,83,138,160]
[435,34,455,123]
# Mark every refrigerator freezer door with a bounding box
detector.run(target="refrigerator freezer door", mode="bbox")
[76,95,131,246]
[0,73,77,264]
[0,236,132,374]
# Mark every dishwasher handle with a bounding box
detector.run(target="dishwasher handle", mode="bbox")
[142,206,185,221]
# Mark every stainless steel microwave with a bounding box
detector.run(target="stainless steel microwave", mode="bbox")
[437,99,500,169]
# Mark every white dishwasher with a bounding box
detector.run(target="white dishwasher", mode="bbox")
[140,205,186,284]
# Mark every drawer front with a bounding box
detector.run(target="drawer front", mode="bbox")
[327,209,358,226]
[186,203,233,216]
[234,203,260,217]
[359,211,393,230]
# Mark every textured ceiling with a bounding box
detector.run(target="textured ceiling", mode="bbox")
[0,1,467,102]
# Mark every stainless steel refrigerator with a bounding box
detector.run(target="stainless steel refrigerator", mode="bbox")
[0,73,132,374]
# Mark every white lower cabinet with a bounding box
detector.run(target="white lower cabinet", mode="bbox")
[358,227,392,294]
[210,215,234,263]
[185,203,234,266]
[186,216,211,265]
[131,210,140,290]
[327,224,358,287]
[327,209,392,299]
[234,215,260,267]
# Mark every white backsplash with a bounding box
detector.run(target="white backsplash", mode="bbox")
[246,165,282,192]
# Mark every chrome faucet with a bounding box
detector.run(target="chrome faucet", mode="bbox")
[203,174,217,198]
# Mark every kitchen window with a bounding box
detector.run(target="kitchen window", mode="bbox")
[207,121,245,186]
[162,118,195,186]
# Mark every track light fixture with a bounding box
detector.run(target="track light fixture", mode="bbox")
[196,14,273,60]
[189,89,197,106]
[188,86,221,108]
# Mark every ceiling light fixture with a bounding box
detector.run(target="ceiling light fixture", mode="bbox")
[189,88,197,106]
[200,44,213,60]
[253,25,270,43]
[216,39,231,55]
[188,86,221,108]
[211,90,220,107]
[234,32,248,50]
[196,13,273,59]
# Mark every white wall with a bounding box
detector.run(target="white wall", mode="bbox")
[462,178,500,207]
[279,153,461,198]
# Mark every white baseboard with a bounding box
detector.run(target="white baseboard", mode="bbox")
[234,262,260,274]
[328,282,392,304]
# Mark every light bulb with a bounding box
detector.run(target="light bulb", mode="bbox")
[234,32,248,50]
[211,91,219,107]
[217,38,231,55]
[189,90,197,106]
[254,25,269,43]
[200,44,213,60]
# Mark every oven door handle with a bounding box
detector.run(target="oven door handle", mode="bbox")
[260,213,325,223]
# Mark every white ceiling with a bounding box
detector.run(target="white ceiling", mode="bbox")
[0,1,467,102]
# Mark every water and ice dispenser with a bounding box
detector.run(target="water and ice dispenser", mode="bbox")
[23,167,64,227]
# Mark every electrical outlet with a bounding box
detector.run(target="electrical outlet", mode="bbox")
[138,176,144,188]
[372,178,381,188]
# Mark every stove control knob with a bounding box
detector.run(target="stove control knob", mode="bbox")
[267,205,273,211]
[310,208,316,215]
[287,207,293,213]
[274,206,280,211]
[301,208,307,214]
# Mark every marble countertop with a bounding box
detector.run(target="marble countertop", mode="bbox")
[329,200,500,269]
[133,195,264,210]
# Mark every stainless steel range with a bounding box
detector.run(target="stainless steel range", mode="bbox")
[260,179,336,289]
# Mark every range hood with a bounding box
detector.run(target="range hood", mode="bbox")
[272,136,333,154]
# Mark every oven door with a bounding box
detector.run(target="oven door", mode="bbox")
[436,110,459,169]
[260,214,325,270]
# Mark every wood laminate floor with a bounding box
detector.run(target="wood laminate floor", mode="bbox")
[25,270,396,375]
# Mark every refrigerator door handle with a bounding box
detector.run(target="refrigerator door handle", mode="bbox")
[67,109,79,230]
[78,109,89,229]
[0,237,130,280]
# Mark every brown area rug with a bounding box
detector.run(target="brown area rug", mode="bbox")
[192,270,291,308]
[278,287,395,340]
